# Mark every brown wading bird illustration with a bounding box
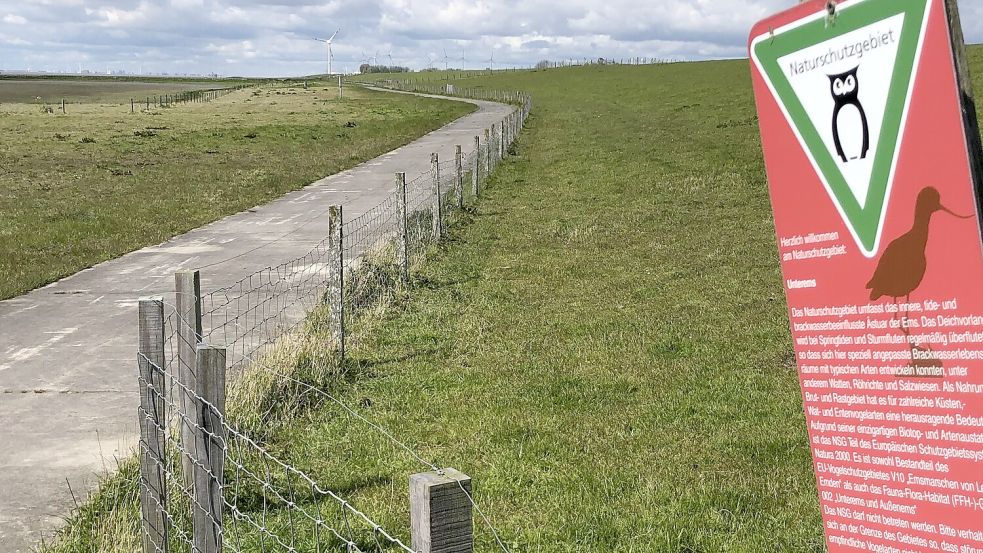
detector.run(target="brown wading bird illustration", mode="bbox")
[866,186,973,374]
[866,186,972,303]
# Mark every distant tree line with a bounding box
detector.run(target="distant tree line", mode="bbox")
[359,64,410,74]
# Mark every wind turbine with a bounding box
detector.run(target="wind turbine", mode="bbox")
[460,49,467,69]
[374,50,379,65]
[442,48,449,71]
[387,50,394,66]
[313,29,341,75]
[487,51,495,71]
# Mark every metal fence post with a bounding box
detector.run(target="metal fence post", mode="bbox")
[175,270,202,490]
[454,145,464,209]
[410,468,474,553]
[138,297,168,553]
[395,172,409,284]
[431,153,443,238]
[472,135,480,197]
[328,205,346,361]
[192,344,226,553]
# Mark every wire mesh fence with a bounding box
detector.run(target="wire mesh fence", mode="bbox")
[138,300,417,553]
[134,84,531,553]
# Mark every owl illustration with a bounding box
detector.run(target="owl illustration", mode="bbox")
[829,66,869,163]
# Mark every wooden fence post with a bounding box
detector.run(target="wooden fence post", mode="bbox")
[472,135,480,197]
[175,270,202,489]
[491,123,498,162]
[328,205,346,361]
[483,129,490,176]
[498,120,505,159]
[395,172,409,284]
[131,98,134,113]
[138,297,168,553]
[431,153,443,238]
[410,468,473,553]
[192,345,226,553]
[454,145,464,209]
[504,114,510,149]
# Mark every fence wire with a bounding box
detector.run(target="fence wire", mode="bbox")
[139,306,416,553]
[136,84,531,553]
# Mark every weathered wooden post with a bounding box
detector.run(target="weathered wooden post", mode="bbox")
[483,129,490,176]
[131,98,135,113]
[339,75,343,99]
[175,270,202,489]
[410,469,474,553]
[503,114,510,149]
[61,99,65,114]
[192,344,226,553]
[431,153,443,238]
[138,297,168,553]
[491,123,497,161]
[498,120,505,159]
[454,145,464,209]
[395,172,409,284]
[472,135,480,197]
[328,205,346,361]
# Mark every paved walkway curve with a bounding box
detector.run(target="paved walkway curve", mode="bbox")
[0,89,512,552]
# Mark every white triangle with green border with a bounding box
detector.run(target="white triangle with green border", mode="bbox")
[751,0,931,257]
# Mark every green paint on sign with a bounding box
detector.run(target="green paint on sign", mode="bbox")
[751,0,930,256]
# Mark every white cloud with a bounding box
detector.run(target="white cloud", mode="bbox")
[0,0,978,76]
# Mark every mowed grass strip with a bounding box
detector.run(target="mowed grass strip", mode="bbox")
[0,83,474,299]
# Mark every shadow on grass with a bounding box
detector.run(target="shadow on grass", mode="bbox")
[343,347,443,372]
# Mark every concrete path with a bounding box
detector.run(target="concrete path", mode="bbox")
[0,89,512,552]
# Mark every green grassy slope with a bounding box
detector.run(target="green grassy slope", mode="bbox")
[40,45,983,552]
[310,45,983,550]
[323,60,821,552]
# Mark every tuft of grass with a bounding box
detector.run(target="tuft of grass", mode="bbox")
[35,461,142,553]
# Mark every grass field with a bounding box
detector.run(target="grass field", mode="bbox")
[41,46,983,552]
[0,79,228,104]
[0,81,474,299]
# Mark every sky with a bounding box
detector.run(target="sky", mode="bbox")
[0,0,981,77]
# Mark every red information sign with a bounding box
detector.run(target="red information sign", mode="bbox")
[750,0,983,551]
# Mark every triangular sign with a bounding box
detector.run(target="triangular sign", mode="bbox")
[751,0,931,257]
